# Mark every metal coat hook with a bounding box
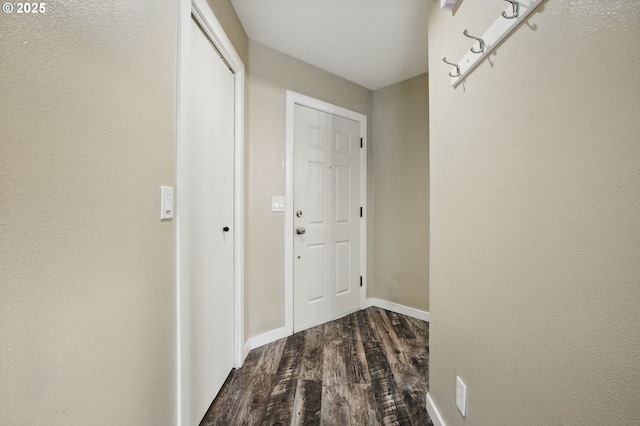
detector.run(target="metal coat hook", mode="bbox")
[463,29,485,54]
[502,0,520,19]
[445,0,544,88]
[442,57,460,78]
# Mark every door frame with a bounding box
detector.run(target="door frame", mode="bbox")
[176,0,245,424]
[284,91,367,336]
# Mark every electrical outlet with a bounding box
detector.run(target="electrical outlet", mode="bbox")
[456,376,467,416]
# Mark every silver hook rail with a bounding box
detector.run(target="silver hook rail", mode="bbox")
[443,0,545,88]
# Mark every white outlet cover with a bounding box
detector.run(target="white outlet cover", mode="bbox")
[456,376,467,416]
[272,196,285,212]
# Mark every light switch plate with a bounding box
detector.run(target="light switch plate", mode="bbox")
[272,196,285,212]
[161,186,174,220]
[456,376,467,416]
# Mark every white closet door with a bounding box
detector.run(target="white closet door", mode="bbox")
[183,15,235,423]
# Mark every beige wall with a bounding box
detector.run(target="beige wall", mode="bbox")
[372,74,430,311]
[428,1,640,425]
[206,0,249,65]
[0,0,433,421]
[246,41,373,337]
[0,1,177,424]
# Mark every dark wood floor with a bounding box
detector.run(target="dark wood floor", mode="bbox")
[201,307,432,425]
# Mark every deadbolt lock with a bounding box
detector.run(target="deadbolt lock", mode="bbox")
[296,210,303,218]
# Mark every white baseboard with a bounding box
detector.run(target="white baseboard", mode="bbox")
[366,298,430,322]
[248,326,289,350]
[245,299,428,353]
[426,393,446,426]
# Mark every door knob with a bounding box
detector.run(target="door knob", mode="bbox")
[296,227,306,235]
[223,226,230,232]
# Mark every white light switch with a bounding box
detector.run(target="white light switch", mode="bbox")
[161,186,174,220]
[272,196,285,212]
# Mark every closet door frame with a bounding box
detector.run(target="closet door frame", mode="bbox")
[176,1,245,424]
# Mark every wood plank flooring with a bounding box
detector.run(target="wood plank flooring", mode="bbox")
[201,307,432,425]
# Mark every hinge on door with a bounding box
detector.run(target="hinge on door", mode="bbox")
[360,276,363,287]
[360,207,363,218]
[360,137,363,148]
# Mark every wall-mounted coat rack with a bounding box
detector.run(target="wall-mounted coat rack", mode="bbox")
[443,0,545,88]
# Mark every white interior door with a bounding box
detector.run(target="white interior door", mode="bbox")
[182,15,235,423]
[293,104,361,332]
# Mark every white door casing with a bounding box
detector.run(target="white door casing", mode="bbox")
[177,1,245,425]
[285,92,367,335]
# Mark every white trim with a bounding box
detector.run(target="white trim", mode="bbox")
[176,1,245,424]
[248,306,361,350]
[284,91,368,337]
[248,327,289,350]
[245,299,426,352]
[426,393,447,426]
[365,298,430,322]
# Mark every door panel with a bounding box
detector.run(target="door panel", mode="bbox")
[293,104,361,332]
[335,165,350,223]
[184,16,235,423]
[335,241,350,294]
[308,243,325,301]
[308,162,325,224]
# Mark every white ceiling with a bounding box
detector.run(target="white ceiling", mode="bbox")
[230,0,429,91]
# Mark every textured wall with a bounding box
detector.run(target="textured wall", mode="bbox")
[0,1,177,424]
[428,0,640,424]
[246,41,373,338]
[372,74,430,311]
